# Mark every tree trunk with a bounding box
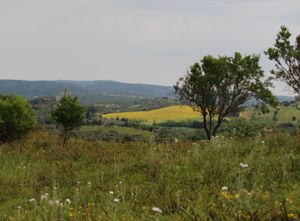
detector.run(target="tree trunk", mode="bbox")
[63,127,68,145]
[203,113,212,140]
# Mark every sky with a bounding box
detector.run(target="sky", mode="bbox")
[0,0,299,95]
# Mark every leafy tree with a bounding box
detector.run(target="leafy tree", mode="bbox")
[174,52,277,140]
[265,26,300,93]
[51,91,85,145]
[0,95,36,142]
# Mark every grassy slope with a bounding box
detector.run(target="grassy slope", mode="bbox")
[243,104,300,124]
[0,132,299,220]
[265,106,300,123]
[103,105,201,123]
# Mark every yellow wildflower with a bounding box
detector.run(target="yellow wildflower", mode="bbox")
[288,213,298,219]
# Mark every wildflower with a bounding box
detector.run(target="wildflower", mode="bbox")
[220,191,231,199]
[29,198,36,203]
[87,181,91,185]
[221,186,228,191]
[119,181,122,184]
[240,163,249,168]
[109,191,114,195]
[234,194,240,199]
[152,207,162,213]
[41,193,49,201]
[288,213,298,219]
[49,200,60,206]
[113,198,120,203]
[65,199,71,204]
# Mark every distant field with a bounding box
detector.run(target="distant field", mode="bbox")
[242,104,300,123]
[103,105,200,123]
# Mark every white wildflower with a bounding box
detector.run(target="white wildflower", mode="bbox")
[240,163,249,168]
[29,198,36,203]
[113,198,120,203]
[152,207,162,213]
[65,199,71,204]
[221,186,228,191]
[109,191,114,195]
[41,193,49,201]
[87,181,91,185]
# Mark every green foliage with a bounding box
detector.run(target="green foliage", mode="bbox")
[0,132,299,220]
[174,52,277,140]
[265,26,300,94]
[51,93,85,144]
[0,95,36,142]
[222,118,272,138]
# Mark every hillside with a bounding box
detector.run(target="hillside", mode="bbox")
[0,80,295,105]
[0,80,175,104]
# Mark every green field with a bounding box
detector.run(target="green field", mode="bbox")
[0,132,299,220]
[261,105,300,123]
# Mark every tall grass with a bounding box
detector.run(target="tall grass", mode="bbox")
[0,132,299,220]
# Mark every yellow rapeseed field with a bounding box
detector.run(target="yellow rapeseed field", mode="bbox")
[103,105,200,123]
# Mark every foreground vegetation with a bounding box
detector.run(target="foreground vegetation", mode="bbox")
[0,132,299,220]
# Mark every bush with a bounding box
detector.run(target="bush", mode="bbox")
[222,118,272,138]
[0,95,36,142]
[51,93,85,145]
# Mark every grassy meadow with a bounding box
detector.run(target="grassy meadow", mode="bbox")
[0,132,299,220]
[102,105,200,124]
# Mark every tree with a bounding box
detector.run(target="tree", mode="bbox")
[0,95,36,143]
[51,91,85,145]
[174,52,277,140]
[265,26,300,94]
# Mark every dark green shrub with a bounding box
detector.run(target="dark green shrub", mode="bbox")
[222,118,272,138]
[0,95,36,142]
[51,92,85,145]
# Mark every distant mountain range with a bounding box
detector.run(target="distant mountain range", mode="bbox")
[0,80,175,104]
[0,80,295,105]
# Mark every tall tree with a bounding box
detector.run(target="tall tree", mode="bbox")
[265,26,300,94]
[51,91,85,145]
[174,52,277,140]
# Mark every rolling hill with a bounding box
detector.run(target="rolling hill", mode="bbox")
[0,80,294,105]
[0,80,175,104]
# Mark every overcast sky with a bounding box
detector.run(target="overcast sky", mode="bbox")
[0,0,299,95]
